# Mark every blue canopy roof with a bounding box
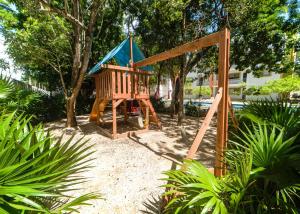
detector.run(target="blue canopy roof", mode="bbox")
[89,38,152,74]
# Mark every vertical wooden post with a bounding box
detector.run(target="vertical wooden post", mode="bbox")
[112,99,117,139]
[129,34,133,68]
[122,71,127,94]
[145,105,149,129]
[215,28,230,177]
[111,70,116,98]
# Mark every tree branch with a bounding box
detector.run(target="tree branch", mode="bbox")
[38,0,87,29]
[72,0,105,97]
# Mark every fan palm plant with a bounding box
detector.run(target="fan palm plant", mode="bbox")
[0,111,101,213]
[237,99,300,140]
[163,122,300,213]
[0,75,14,100]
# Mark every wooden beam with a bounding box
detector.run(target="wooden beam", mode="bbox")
[185,88,223,160]
[134,31,220,68]
[112,100,117,139]
[115,99,125,108]
[99,64,152,75]
[215,28,230,177]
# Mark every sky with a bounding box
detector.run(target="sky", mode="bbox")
[0,34,22,80]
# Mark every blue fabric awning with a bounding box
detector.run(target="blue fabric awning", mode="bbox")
[89,38,152,74]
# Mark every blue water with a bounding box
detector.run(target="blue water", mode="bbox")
[187,101,246,109]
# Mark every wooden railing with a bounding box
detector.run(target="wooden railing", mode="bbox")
[95,69,151,100]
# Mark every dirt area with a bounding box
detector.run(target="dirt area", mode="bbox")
[46,113,216,214]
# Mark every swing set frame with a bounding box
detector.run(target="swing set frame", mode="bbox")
[134,28,231,177]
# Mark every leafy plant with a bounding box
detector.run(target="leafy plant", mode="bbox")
[150,96,167,113]
[228,123,300,213]
[192,86,211,97]
[0,75,14,100]
[0,76,66,122]
[163,159,228,214]
[0,111,101,213]
[164,121,300,213]
[260,75,300,99]
[238,99,300,140]
[185,103,203,117]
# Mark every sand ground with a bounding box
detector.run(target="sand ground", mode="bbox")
[46,113,216,214]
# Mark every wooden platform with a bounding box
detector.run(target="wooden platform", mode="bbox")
[89,66,161,139]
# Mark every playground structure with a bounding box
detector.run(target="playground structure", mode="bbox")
[89,38,161,139]
[89,28,230,177]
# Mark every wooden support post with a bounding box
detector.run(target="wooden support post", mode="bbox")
[111,70,116,98]
[186,88,223,159]
[112,99,117,139]
[215,28,230,177]
[145,105,149,129]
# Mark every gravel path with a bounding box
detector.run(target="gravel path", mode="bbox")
[46,113,216,213]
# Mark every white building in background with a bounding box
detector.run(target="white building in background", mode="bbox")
[153,66,281,101]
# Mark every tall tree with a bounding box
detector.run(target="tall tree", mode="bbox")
[127,0,299,124]
[1,0,125,127]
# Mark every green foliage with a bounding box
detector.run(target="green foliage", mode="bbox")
[0,58,10,72]
[0,75,13,99]
[163,160,228,214]
[192,86,211,97]
[245,75,300,99]
[150,96,167,113]
[164,99,300,213]
[260,75,300,98]
[226,0,299,75]
[0,111,101,213]
[0,76,65,122]
[184,103,202,117]
[238,99,300,139]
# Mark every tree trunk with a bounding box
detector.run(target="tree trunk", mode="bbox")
[170,77,176,118]
[66,97,77,127]
[156,70,161,96]
[177,67,185,125]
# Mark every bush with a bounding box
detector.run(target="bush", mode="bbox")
[237,99,300,140]
[150,96,167,113]
[0,76,66,123]
[192,86,211,97]
[164,123,300,213]
[0,111,101,213]
[185,103,201,117]
[185,101,207,117]
[163,99,300,213]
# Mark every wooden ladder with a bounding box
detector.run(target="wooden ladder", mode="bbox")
[139,99,161,128]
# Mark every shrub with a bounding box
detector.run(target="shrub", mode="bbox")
[0,111,101,213]
[237,99,300,140]
[185,101,207,117]
[0,76,66,123]
[150,96,167,113]
[192,86,211,97]
[163,99,300,213]
[164,123,300,213]
[185,103,202,117]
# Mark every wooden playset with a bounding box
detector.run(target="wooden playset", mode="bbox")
[89,37,160,139]
[89,28,230,177]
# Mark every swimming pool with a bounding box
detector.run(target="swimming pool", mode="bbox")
[186,101,246,109]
